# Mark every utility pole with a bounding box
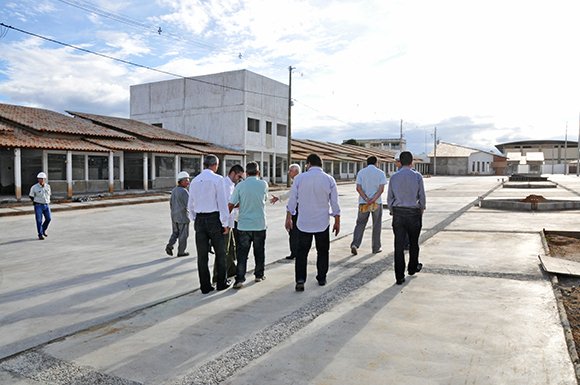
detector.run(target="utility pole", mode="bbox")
[400,119,403,150]
[577,112,580,177]
[433,126,437,176]
[564,122,568,175]
[287,66,295,187]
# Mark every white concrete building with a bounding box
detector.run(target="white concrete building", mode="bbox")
[130,69,289,183]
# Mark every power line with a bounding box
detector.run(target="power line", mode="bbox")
[0,23,283,100]
[52,0,231,53]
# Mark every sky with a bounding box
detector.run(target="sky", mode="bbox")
[1,0,580,155]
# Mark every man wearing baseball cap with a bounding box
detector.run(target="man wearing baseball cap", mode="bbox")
[29,172,52,240]
[166,171,191,257]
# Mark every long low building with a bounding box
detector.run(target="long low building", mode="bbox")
[0,102,428,201]
[0,103,243,200]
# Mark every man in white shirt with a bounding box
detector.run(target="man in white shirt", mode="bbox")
[286,154,341,292]
[350,156,388,255]
[212,164,244,283]
[188,155,232,294]
[270,163,301,260]
[29,171,51,240]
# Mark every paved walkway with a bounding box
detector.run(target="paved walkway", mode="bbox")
[1,175,579,384]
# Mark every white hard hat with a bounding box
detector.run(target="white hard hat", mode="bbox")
[177,171,190,181]
[37,172,47,179]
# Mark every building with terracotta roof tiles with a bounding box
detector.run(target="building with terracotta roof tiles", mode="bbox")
[0,103,242,200]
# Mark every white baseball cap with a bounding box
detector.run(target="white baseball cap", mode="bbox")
[37,172,47,179]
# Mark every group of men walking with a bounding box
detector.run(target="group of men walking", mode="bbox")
[166,150,426,293]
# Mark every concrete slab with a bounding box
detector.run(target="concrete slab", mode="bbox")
[540,255,580,276]
[421,230,545,277]
[227,273,574,385]
[0,175,578,385]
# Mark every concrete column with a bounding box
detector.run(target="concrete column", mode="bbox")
[66,151,73,198]
[108,151,114,193]
[151,154,156,182]
[14,148,21,201]
[260,152,264,179]
[175,154,180,180]
[331,161,334,177]
[84,155,89,181]
[119,152,124,190]
[42,151,48,174]
[143,153,149,191]
[272,153,276,184]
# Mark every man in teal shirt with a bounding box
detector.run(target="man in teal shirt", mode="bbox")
[228,161,269,289]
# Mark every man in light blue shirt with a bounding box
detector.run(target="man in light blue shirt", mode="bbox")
[350,156,388,255]
[229,161,269,288]
[387,151,426,285]
[286,153,341,292]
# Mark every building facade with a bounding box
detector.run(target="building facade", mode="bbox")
[495,140,580,174]
[0,103,242,200]
[130,69,288,183]
[429,141,507,176]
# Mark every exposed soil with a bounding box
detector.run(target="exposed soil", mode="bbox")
[546,233,580,361]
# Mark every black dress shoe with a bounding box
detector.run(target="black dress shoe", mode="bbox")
[285,255,295,260]
[42,231,48,237]
[38,235,44,240]
[318,280,326,286]
[295,282,305,291]
[396,278,406,285]
[217,280,232,291]
[201,286,215,294]
[176,252,190,257]
[409,263,423,276]
[165,246,173,256]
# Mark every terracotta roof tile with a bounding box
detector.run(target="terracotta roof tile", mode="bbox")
[85,138,204,155]
[0,129,109,151]
[68,111,207,144]
[179,143,244,156]
[0,103,134,139]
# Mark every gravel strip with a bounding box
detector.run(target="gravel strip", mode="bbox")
[0,351,141,385]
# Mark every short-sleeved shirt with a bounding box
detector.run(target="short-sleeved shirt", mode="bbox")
[356,164,388,204]
[29,183,51,204]
[229,176,268,231]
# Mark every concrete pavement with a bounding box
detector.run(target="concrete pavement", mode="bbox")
[1,175,579,384]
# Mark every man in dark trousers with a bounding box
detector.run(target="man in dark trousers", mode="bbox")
[188,155,232,294]
[166,171,191,257]
[387,151,426,285]
[29,172,51,240]
[285,154,341,292]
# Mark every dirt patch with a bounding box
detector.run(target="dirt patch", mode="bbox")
[545,233,580,362]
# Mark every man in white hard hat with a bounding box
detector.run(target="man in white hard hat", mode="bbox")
[29,172,52,240]
[165,171,191,257]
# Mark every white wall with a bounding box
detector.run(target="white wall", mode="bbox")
[130,70,288,155]
[468,152,495,174]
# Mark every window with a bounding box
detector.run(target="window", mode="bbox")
[152,123,163,128]
[88,155,108,180]
[181,157,201,177]
[72,155,85,180]
[114,156,120,179]
[47,154,66,180]
[277,124,287,137]
[348,162,355,173]
[266,121,272,135]
[472,162,475,172]
[248,118,260,133]
[155,156,175,178]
